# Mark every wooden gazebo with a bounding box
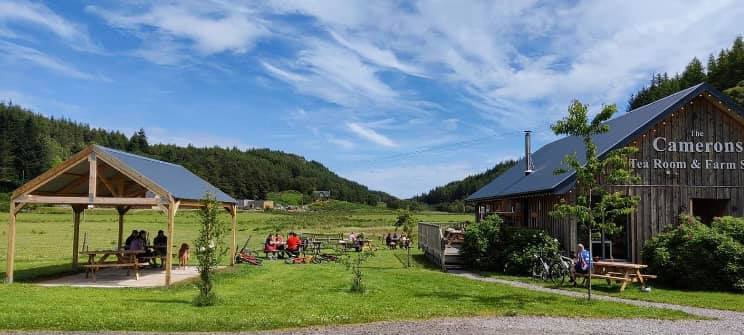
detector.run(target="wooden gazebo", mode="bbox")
[5,145,238,286]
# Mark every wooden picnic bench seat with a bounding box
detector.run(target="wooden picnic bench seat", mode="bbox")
[81,261,150,281]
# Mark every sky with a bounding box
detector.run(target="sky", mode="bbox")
[1,0,743,198]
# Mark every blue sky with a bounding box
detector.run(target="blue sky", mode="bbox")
[1,1,742,198]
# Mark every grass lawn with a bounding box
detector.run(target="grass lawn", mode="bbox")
[0,251,694,332]
[484,273,744,312]
[0,207,697,331]
[0,206,469,281]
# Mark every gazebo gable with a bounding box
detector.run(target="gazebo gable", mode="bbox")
[11,145,171,208]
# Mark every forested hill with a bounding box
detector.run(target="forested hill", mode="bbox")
[628,36,744,110]
[413,160,516,212]
[0,103,395,205]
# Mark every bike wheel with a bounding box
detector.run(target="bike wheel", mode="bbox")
[549,262,565,285]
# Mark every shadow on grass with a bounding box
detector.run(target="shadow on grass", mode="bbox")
[1,264,80,283]
[410,254,442,271]
[413,290,538,311]
[129,298,192,305]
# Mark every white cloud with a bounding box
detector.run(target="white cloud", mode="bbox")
[0,0,99,52]
[87,1,269,58]
[347,122,398,148]
[328,30,427,77]
[261,61,308,82]
[0,40,105,81]
[326,135,355,150]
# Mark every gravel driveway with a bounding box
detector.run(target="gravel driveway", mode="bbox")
[4,272,743,335]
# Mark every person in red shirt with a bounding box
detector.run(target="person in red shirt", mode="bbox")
[286,232,301,257]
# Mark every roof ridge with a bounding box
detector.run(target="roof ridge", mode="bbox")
[625,82,704,113]
[94,145,183,168]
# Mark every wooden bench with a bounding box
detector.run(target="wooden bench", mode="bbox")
[577,261,656,291]
[81,262,149,281]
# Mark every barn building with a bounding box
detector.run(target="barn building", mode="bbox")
[466,83,744,262]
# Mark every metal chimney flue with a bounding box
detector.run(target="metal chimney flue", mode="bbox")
[524,130,534,176]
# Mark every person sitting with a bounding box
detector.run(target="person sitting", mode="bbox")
[178,243,190,269]
[264,234,278,259]
[570,243,592,286]
[137,230,156,264]
[275,233,286,258]
[391,233,400,249]
[124,230,138,250]
[400,233,410,249]
[130,235,145,251]
[153,230,168,268]
[385,233,394,249]
[286,232,301,257]
[348,232,357,243]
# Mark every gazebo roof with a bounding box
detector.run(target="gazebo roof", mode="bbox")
[12,144,236,207]
[96,146,235,203]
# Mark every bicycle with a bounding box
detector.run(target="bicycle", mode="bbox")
[530,252,552,281]
[312,253,340,264]
[549,255,573,286]
[236,252,263,266]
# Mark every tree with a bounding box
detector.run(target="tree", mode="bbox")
[193,193,228,306]
[724,80,744,106]
[128,128,149,154]
[680,57,706,87]
[549,100,639,301]
[394,211,416,235]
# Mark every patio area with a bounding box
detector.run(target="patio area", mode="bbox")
[36,266,200,288]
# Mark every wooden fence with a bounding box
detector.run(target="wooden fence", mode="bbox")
[418,222,446,271]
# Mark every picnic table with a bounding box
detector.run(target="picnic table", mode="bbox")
[307,240,323,256]
[81,250,148,282]
[579,261,657,291]
[337,239,375,252]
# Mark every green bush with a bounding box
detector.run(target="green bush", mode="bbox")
[500,228,560,275]
[461,215,559,274]
[461,215,501,268]
[643,215,744,292]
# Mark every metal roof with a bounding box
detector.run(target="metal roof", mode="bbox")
[466,83,744,202]
[96,145,236,203]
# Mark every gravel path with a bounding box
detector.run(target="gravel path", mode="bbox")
[4,272,743,335]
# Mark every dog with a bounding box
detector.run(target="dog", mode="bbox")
[178,243,190,269]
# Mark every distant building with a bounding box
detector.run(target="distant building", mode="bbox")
[313,190,331,201]
[238,199,274,210]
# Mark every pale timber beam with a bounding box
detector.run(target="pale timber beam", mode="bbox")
[97,165,118,197]
[164,201,179,287]
[12,146,93,199]
[57,174,89,195]
[116,206,131,250]
[88,153,97,203]
[14,195,159,206]
[230,204,237,266]
[72,205,84,269]
[5,201,17,283]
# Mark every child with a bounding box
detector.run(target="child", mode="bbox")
[178,243,190,269]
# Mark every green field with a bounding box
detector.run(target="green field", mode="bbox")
[0,207,696,331]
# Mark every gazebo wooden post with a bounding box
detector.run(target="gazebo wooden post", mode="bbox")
[72,205,84,269]
[165,200,179,287]
[5,201,17,283]
[116,206,129,250]
[230,204,237,266]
